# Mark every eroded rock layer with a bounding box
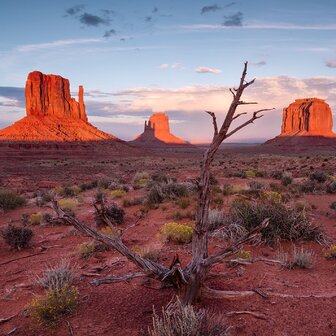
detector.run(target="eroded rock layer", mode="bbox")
[0,71,115,142]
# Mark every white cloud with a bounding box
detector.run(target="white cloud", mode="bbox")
[326,59,336,68]
[159,63,169,69]
[16,38,103,52]
[195,66,222,74]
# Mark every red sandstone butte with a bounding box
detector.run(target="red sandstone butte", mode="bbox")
[132,112,186,145]
[0,71,115,142]
[281,98,335,137]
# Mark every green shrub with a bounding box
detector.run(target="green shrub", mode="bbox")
[260,191,283,203]
[29,285,79,327]
[147,181,188,205]
[299,180,324,194]
[30,212,43,225]
[271,170,283,180]
[80,180,98,191]
[0,190,25,211]
[35,191,53,207]
[230,199,324,244]
[309,170,328,183]
[104,203,125,225]
[176,197,191,209]
[1,224,33,250]
[160,222,193,244]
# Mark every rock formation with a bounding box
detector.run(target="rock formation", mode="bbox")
[132,112,186,145]
[281,98,334,136]
[0,71,115,142]
[265,98,336,147]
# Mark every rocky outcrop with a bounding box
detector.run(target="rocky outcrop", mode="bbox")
[25,71,87,121]
[265,97,336,148]
[281,98,334,136]
[0,71,116,142]
[132,112,186,145]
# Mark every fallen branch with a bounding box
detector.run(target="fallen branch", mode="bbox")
[226,310,267,320]
[90,272,146,286]
[0,314,16,324]
[0,252,46,267]
[65,320,74,336]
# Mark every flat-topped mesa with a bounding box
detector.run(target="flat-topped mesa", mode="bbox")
[25,71,87,121]
[133,112,186,145]
[281,98,334,136]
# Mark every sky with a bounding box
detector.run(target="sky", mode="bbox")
[0,0,336,143]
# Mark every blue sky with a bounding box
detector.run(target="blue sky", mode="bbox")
[0,0,336,142]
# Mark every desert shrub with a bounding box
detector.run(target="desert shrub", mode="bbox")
[207,209,224,231]
[78,241,97,259]
[133,171,151,188]
[230,200,324,244]
[309,170,328,183]
[147,181,188,205]
[160,222,193,244]
[176,197,191,209]
[58,198,77,211]
[151,173,171,184]
[29,285,78,327]
[111,189,127,198]
[260,191,283,203]
[281,172,293,186]
[1,224,33,250]
[248,181,265,191]
[148,298,204,336]
[279,246,314,269]
[123,197,144,207]
[330,202,336,211]
[35,191,53,207]
[327,181,336,194]
[36,259,75,291]
[97,178,111,189]
[56,186,78,197]
[245,170,257,178]
[271,170,283,180]
[80,180,98,191]
[269,183,286,193]
[0,190,25,211]
[235,249,252,260]
[21,213,29,226]
[294,201,311,212]
[324,245,336,259]
[299,180,324,194]
[100,226,120,238]
[222,184,234,196]
[43,213,53,225]
[148,298,229,336]
[105,203,125,225]
[29,212,43,225]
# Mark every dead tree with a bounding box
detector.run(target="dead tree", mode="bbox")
[52,62,273,305]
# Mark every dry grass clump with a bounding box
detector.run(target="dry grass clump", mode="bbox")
[58,198,77,211]
[160,222,193,244]
[278,246,314,269]
[134,246,161,262]
[0,190,26,211]
[77,241,101,259]
[1,224,33,250]
[36,259,75,291]
[148,298,229,336]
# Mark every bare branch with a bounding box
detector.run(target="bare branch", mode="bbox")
[205,111,218,137]
[204,219,269,268]
[237,101,258,105]
[225,108,275,139]
[90,272,146,286]
[232,112,247,121]
[229,88,236,98]
[226,310,268,320]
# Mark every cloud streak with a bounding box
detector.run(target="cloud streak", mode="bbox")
[222,12,243,26]
[326,59,336,68]
[16,38,103,52]
[195,66,222,74]
[201,4,221,15]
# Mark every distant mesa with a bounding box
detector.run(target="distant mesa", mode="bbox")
[0,71,115,142]
[131,112,187,146]
[266,97,336,147]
